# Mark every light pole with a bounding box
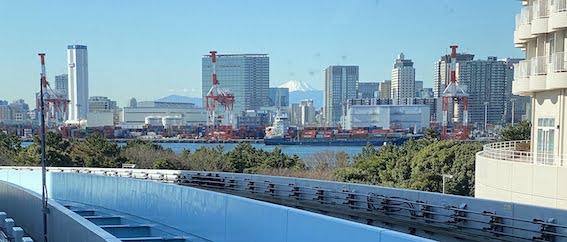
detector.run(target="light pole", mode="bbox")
[442,174,454,194]
[510,98,516,125]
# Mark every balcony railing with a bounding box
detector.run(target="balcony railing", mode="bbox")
[552,52,567,72]
[553,0,567,12]
[479,140,566,166]
[531,56,548,75]
[534,0,550,19]
[514,60,531,78]
[520,6,533,25]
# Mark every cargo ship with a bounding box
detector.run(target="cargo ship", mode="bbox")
[264,112,420,146]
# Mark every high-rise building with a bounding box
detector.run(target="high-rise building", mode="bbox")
[414,80,423,97]
[391,53,415,105]
[357,82,380,98]
[457,57,507,125]
[268,87,289,107]
[324,66,359,125]
[201,53,269,114]
[502,58,531,124]
[54,74,68,97]
[300,99,315,126]
[379,80,391,99]
[67,45,89,122]
[433,53,475,122]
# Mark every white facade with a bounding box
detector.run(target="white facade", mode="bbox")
[86,112,114,127]
[391,53,415,105]
[344,105,429,131]
[300,99,315,126]
[67,45,89,122]
[475,0,567,209]
[120,107,207,128]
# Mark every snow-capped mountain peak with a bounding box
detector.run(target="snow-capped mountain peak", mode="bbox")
[278,80,317,92]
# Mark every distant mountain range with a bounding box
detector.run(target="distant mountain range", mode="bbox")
[158,80,323,109]
[156,95,202,107]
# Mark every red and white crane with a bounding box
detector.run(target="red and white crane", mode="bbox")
[205,50,235,139]
[38,53,70,128]
[441,45,469,140]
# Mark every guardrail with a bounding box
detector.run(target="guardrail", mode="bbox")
[553,52,567,72]
[479,140,567,166]
[2,167,567,241]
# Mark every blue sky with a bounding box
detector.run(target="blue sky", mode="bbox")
[0,0,523,107]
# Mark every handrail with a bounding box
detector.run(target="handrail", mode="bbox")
[479,140,567,166]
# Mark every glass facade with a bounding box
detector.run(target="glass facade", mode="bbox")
[202,54,269,114]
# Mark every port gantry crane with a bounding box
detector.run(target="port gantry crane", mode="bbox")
[441,45,469,140]
[205,50,235,140]
[38,53,70,130]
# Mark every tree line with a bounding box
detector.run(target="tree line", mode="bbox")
[0,123,532,196]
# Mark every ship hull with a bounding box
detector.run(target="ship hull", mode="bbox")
[264,137,410,146]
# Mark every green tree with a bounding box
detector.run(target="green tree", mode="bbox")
[500,120,531,141]
[69,133,125,167]
[16,132,73,166]
[0,131,21,165]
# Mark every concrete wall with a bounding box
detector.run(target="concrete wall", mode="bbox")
[0,171,119,242]
[50,172,429,242]
[475,153,567,209]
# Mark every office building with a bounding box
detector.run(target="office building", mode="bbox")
[414,80,423,98]
[300,99,315,126]
[357,82,380,98]
[54,74,68,98]
[434,53,474,122]
[89,96,117,112]
[457,57,507,125]
[391,53,415,105]
[268,87,289,107]
[475,0,567,210]
[379,80,391,99]
[324,65,359,125]
[502,58,531,123]
[67,45,89,122]
[201,53,269,114]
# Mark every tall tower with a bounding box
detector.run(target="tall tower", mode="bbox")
[324,66,359,125]
[67,45,89,122]
[391,53,415,105]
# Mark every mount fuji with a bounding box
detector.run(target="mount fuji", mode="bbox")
[278,80,323,108]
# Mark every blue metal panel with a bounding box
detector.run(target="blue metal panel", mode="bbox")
[381,230,432,242]
[287,209,384,242]
[143,181,183,227]
[225,196,288,242]
[180,185,227,242]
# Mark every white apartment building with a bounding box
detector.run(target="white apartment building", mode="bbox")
[475,0,567,209]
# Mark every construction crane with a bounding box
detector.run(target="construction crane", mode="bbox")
[37,54,70,129]
[205,50,235,139]
[441,45,469,140]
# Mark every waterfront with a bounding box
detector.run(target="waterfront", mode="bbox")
[21,142,364,158]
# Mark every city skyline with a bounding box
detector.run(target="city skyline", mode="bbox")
[0,1,522,107]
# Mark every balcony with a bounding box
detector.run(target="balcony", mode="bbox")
[516,6,533,40]
[550,0,567,29]
[476,140,567,209]
[512,60,530,95]
[531,0,549,34]
[479,140,565,166]
[548,52,567,89]
[529,56,547,91]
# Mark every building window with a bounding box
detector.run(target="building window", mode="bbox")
[536,117,555,165]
